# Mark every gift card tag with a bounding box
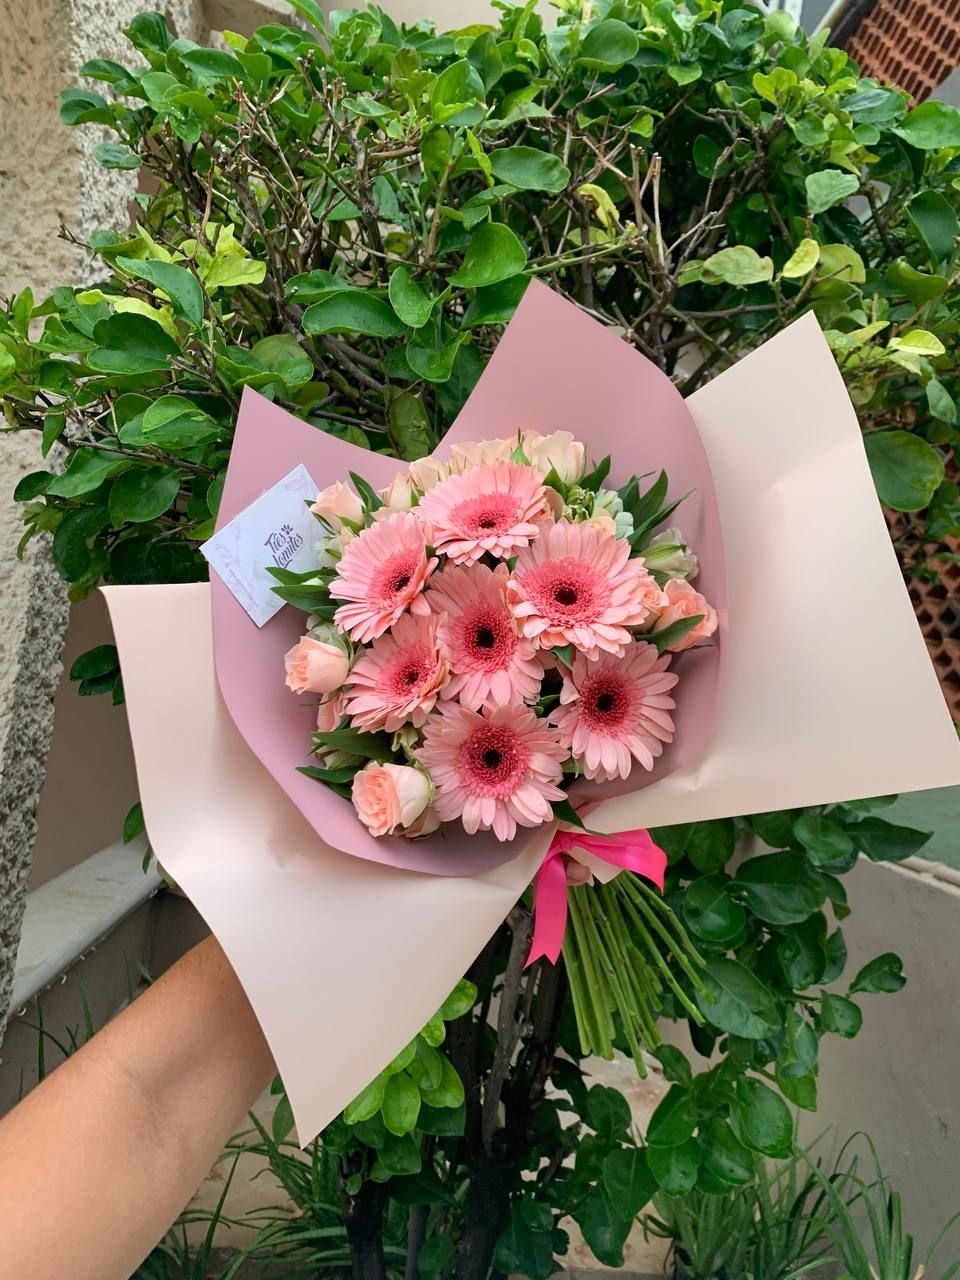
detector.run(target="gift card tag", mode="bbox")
[201,464,320,627]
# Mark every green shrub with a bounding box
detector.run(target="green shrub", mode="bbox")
[2,3,946,1277]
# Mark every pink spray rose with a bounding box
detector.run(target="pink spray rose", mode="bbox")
[284,636,350,695]
[352,762,433,837]
[311,481,364,528]
[653,579,718,651]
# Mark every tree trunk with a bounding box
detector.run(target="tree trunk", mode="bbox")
[343,1176,388,1280]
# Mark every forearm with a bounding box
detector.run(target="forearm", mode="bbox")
[0,936,275,1280]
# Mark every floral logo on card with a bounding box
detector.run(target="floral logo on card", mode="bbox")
[264,522,304,569]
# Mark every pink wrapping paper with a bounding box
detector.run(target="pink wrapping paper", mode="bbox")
[103,289,960,1143]
[211,282,724,874]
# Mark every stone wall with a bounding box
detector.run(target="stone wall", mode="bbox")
[0,0,210,1039]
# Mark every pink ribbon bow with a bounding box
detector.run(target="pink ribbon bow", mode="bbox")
[525,827,668,968]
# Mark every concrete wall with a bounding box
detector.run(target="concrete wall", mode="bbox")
[806,858,960,1256]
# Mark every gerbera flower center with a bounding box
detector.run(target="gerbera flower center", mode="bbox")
[453,604,518,672]
[452,493,521,537]
[458,725,527,797]
[402,665,421,686]
[581,674,631,730]
[370,549,422,606]
[525,556,605,620]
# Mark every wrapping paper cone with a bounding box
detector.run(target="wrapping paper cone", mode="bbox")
[104,294,960,1142]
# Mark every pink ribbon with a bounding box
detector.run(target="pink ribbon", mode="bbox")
[525,828,668,968]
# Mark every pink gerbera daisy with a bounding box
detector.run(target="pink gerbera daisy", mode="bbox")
[416,703,567,841]
[344,612,449,732]
[329,511,437,644]
[426,563,544,711]
[550,642,678,782]
[507,520,659,660]
[416,461,550,565]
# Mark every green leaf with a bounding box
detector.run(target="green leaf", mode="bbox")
[648,615,704,654]
[865,430,945,512]
[418,1234,455,1279]
[886,259,948,308]
[88,313,180,374]
[46,448,131,498]
[685,819,736,874]
[696,959,780,1040]
[817,243,866,284]
[585,1084,631,1141]
[847,816,931,861]
[344,1073,386,1125]
[302,290,403,338]
[439,978,477,1021]
[59,87,110,125]
[682,874,746,944]
[271,1091,295,1143]
[927,379,957,426]
[805,169,860,215]
[450,223,529,289]
[908,191,959,263]
[13,471,54,501]
[420,1013,445,1047]
[431,59,485,124]
[734,852,826,924]
[890,328,946,357]
[52,505,108,580]
[388,266,437,329]
[702,1118,754,1186]
[579,19,640,69]
[116,257,204,328]
[179,46,245,79]
[647,1138,700,1196]
[793,814,854,867]
[408,1038,443,1092]
[894,101,960,150]
[417,1102,466,1137]
[494,1203,556,1280]
[375,1131,422,1177]
[406,331,465,384]
[249,334,313,388]
[109,466,181,525]
[385,1040,417,1074]
[603,1147,656,1220]
[849,952,906,995]
[461,275,529,327]
[732,1078,793,1157]
[123,801,145,844]
[419,1054,464,1109]
[819,992,863,1038]
[778,919,827,988]
[382,1072,421,1136]
[490,146,570,194]
[92,142,142,170]
[388,390,433,460]
[647,1086,696,1147]
[701,246,773,287]
[70,644,119,681]
[314,728,393,762]
[781,238,820,279]
[577,1192,631,1268]
[776,1069,817,1111]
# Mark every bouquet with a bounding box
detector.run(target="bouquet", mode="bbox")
[280,438,717,846]
[104,283,960,1142]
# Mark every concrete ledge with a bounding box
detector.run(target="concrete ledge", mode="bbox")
[9,837,159,1013]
